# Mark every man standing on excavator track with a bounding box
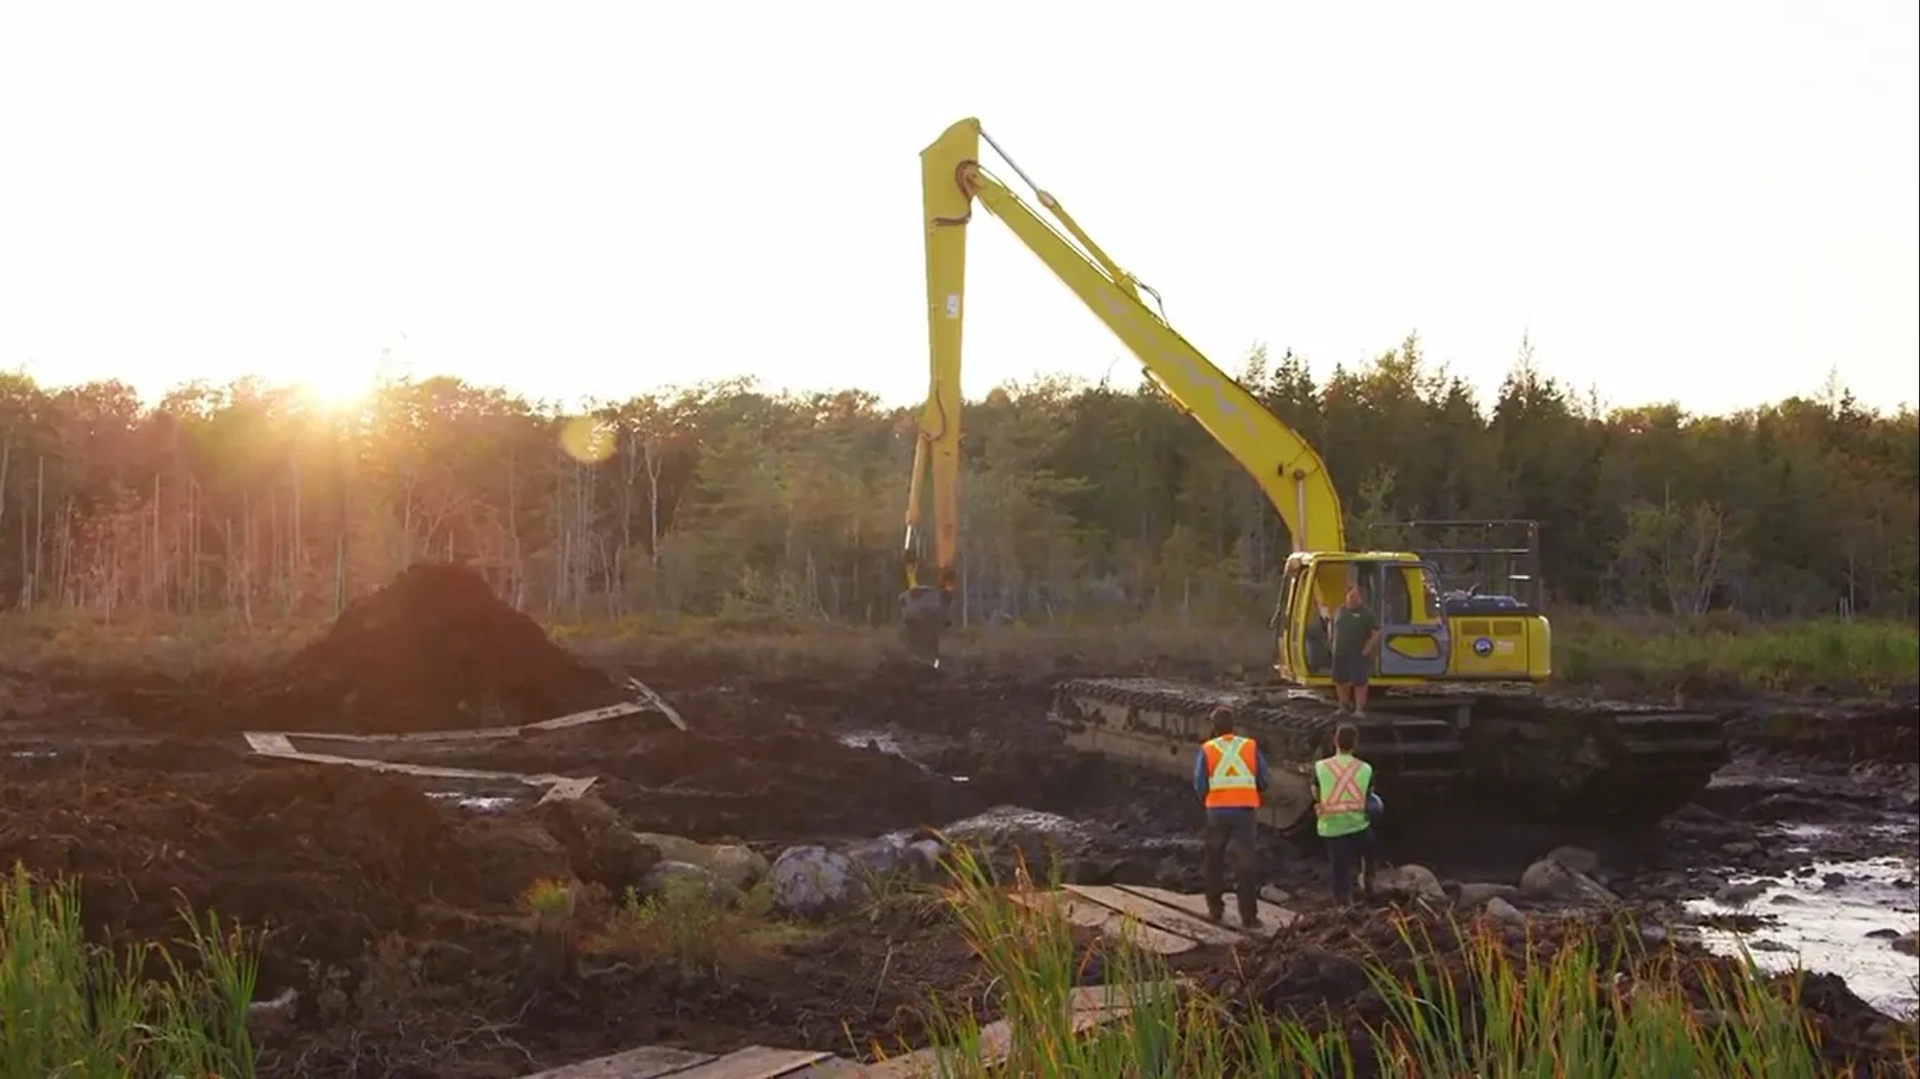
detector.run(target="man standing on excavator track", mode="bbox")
[1194,706,1269,928]
[1331,585,1381,716]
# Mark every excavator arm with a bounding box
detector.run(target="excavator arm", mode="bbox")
[899,118,1344,664]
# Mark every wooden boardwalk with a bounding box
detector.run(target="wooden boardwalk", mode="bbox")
[240,677,683,804]
[522,884,1295,1078]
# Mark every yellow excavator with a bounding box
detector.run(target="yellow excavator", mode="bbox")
[899,118,1728,831]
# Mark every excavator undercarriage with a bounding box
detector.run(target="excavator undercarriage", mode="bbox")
[1048,677,1731,832]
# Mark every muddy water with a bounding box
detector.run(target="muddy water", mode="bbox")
[1688,822,1920,1019]
[836,729,970,783]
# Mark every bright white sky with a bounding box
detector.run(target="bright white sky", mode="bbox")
[1,1,1915,417]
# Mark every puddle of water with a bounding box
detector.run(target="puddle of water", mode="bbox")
[1686,856,1920,1019]
[837,730,968,783]
[426,791,515,813]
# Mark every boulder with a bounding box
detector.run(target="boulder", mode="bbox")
[1456,882,1520,909]
[1519,857,1620,906]
[640,860,744,907]
[1892,932,1919,958]
[768,845,864,919]
[1484,897,1526,924]
[1373,864,1446,902]
[631,832,769,890]
[1546,846,1600,876]
[942,805,1091,880]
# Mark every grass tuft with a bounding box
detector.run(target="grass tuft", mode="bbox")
[0,863,262,1079]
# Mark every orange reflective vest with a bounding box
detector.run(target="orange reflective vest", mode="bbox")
[1202,735,1261,809]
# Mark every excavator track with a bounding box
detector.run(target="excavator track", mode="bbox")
[1047,677,1730,830]
[1048,677,1463,833]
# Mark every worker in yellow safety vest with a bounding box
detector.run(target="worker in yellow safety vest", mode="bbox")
[1193,706,1270,927]
[1312,722,1377,905]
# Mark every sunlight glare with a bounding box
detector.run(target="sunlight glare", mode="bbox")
[289,351,386,414]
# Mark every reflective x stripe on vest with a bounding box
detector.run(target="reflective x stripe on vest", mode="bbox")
[1203,735,1260,809]
[1315,754,1372,837]
[1316,755,1367,816]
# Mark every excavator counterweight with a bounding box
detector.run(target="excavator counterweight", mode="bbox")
[897,119,1727,829]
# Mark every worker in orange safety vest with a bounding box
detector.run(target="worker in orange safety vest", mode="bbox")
[1312,722,1378,905]
[1193,706,1270,927]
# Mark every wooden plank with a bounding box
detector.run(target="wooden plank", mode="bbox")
[624,678,688,731]
[521,1044,716,1078]
[1005,891,1197,955]
[1060,884,1247,946]
[281,700,653,744]
[676,1046,832,1078]
[1114,884,1297,931]
[1065,980,1179,1013]
[864,1005,1137,1076]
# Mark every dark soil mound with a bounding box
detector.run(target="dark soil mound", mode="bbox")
[0,766,462,980]
[272,562,626,732]
[1204,907,1916,1077]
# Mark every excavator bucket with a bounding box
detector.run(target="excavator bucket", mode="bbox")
[899,586,948,668]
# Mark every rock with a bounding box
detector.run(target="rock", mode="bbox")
[1260,884,1292,905]
[1769,893,1803,906]
[1547,846,1600,875]
[1519,857,1619,906]
[768,845,864,919]
[1484,897,1525,924]
[1866,928,1902,940]
[1893,932,1920,957]
[906,838,949,878]
[943,806,1092,881]
[845,835,913,881]
[1456,882,1520,909]
[1749,938,1793,953]
[1373,864,1447,902]
[1721,841,1759,857]
[1821,872,1848,888]
[640,860,744,906]
[1713,881,1768,907]
[631,832,769,890]
[1640,925,1669,944]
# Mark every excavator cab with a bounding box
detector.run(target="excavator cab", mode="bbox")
[1270,520,1553,689]
[1273,552,1454,686]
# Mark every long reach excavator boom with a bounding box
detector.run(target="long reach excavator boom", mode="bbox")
[896,118,1728,831]
[899,118,1344,663]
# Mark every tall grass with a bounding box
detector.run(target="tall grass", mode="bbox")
[1554,613,1918,695]
[8,601,1912,697]
[893,847,1912,1078]
[0,865,261,1078]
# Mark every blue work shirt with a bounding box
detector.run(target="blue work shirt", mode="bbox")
[1193,739,1271,819]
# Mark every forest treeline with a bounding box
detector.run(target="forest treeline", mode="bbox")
[0,336,1913,627]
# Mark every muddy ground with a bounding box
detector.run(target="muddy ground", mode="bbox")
[0,565,1915,1077]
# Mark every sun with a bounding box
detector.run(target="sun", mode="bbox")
[288,357,384,414]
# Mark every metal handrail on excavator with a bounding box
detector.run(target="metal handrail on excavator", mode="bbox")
[899,118,1346,664]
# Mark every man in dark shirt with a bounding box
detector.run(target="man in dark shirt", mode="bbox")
[1331,585,1381,716]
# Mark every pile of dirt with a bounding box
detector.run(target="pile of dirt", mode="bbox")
[1203,906,1916,1077]
[0,766,469,979]
[269,562,627,732]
